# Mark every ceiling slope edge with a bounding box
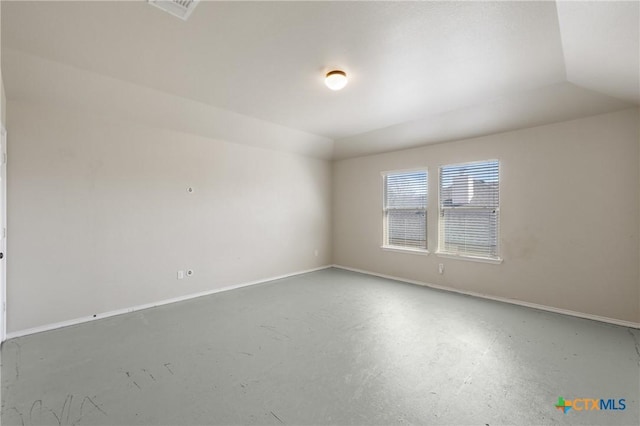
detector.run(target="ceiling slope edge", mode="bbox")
[2,48,334,160]
[556,0,640,104]
[333,82,635,160]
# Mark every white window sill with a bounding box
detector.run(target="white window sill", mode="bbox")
[381,246,430,256]
[436,252,503,264]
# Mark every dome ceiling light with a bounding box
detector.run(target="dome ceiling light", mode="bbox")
[325,70,348,91]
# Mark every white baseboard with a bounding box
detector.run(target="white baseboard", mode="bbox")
[7,263,637,341]
[332,264,640,329]
[5,265,333,340]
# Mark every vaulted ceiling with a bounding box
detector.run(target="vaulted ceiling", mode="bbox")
[2,1,639,159]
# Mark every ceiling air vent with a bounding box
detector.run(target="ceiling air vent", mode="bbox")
[148,0,200,21]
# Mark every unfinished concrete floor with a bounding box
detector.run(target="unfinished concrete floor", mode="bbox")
[1,268,639,425]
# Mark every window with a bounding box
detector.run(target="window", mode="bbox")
[438,160,500,260]
[383,170,428,251]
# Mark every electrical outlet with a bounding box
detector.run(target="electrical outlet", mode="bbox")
[177,270,184,280]
[438,264,444,274]
[186,269,194,277]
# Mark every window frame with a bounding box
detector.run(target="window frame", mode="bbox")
[381,168,429,254]
[436,159,502,263]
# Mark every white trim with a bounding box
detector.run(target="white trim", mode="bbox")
[380,167,429,178]
[436,252,502,264]
[381,245,429,256]
[436,158,500,170]
[331,264,640,329]
[6,265,332,340]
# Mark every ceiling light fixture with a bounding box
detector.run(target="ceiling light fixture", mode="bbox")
[325,70,348,91]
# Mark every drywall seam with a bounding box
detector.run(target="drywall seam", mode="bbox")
[4,265,332,341]
[332,265,640,329]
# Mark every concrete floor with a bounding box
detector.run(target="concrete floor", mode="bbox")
[1,268,639,425]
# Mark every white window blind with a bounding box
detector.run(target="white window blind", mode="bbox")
[439,160,500,259]
[383,170,427,250]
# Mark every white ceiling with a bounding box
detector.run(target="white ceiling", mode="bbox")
[556,1,640,104]
[335,81,633,159]
[2,1,639,159]
[4,48,335,159]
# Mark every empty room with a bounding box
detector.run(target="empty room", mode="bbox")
[0,0,638,425]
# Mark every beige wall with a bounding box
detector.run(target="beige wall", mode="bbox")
[7,101,332,332]
[333,108,640,324]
